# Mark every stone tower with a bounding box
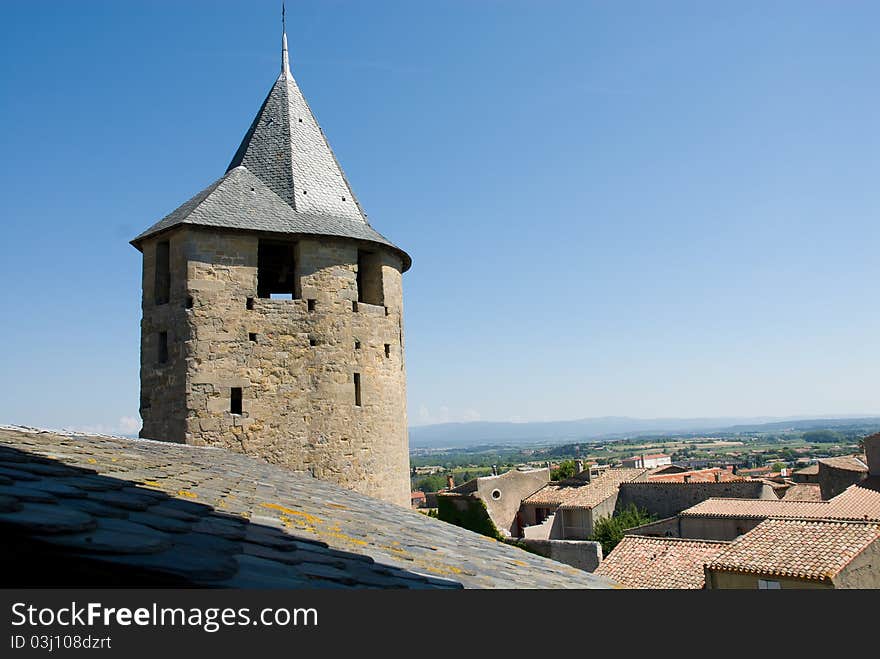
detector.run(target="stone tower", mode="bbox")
[130,27,412,507]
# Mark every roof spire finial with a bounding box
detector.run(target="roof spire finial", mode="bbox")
[281,2,291,77]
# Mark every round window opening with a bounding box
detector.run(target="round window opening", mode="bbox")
[491,489,502,500]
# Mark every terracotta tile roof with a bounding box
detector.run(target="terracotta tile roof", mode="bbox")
[782,483,823,502]
[822,478,880,518]
[595,536,729,589]
[648,467,744,484]
[522,469,647,510]
[705,519,880,582]
[681,480,880,521]
[819,456,868,473]
[794,464,819,476]
[642,453,670,460]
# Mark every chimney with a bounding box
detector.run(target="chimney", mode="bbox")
[714,472,721,483]
[575,459,584,474]
[865,433,880,476]
[446,474,455,490]
[492,464,498,476]
[683,475,691,484]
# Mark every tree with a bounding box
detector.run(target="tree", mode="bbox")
[591,504,655,555]
[414,474,447,493]
[551,460,577,480]
[803,430,843,444]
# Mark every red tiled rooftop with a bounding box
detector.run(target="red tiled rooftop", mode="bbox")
[648,467,743,484]
[819,455,868,473]
[782,483,823,502]
[523,469,647,510]
[680,479,880,521]
[705,519,880,582]
[595,536,729,589]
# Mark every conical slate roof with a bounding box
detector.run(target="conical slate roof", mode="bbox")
[132,33,410,271]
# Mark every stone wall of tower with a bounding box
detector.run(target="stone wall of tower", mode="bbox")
[139,226,410,507]
[139,230,189,443]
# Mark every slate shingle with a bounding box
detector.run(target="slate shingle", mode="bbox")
[0,427,616,589]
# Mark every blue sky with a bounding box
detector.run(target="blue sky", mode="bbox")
[1,1,878,433]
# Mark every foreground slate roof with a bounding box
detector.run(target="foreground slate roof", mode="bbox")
[0,428,614,589]
[131,31,411,271]
[705,519,880,583]
[594,536,729,589]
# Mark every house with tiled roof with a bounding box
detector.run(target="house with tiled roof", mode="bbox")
[647,467,742,484]
[518,465,777,541]
[621,453,672,469]
[818,454,868,500]
[595,435,880,589]
[0,428,615,589]
[437,467,550,537]
[519,469,648,539]
[704,519,880,589]
[595,535,729,589]
[673,478,880,541]
[792,463,819,484]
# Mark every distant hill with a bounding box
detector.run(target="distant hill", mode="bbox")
[408,416,880,449]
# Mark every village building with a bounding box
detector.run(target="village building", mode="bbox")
[645,477,880,541]
[520,468,648,539]
[647,466,741,483]
[410,491,427,509]
[704,519,880,589]
[621,453,672,469]
[130,25,412,506]
[817,455,868,500]
[437,467,550,537]
[791,463,819,484]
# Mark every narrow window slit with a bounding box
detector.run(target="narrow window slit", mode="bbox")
[353,373,362,407]
[154,241,170,305]
[158,331,168,365]
[230,388,243,415]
